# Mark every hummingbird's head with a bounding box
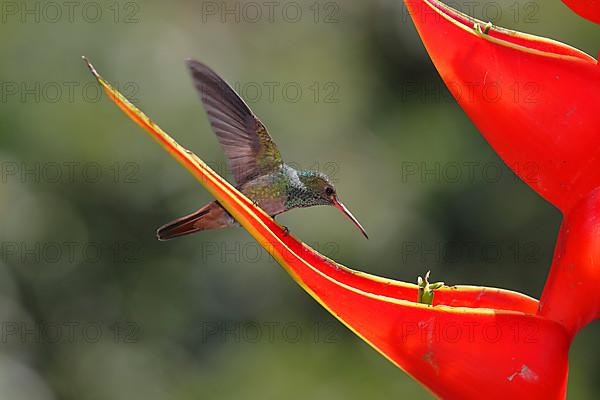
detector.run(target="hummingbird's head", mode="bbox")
[298,170,337,204]
[297,170,369,239]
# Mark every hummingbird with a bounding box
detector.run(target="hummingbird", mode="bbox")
[157,60,368,240]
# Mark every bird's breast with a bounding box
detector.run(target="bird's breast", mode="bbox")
[239,173,289,216]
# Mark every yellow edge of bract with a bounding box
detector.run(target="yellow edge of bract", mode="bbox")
[423,0,597,64]
[84,57,547,395]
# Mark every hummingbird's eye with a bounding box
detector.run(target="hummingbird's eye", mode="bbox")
[325,187,334,196]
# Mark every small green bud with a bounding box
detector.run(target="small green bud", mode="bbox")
[473,21,493,35]
[417,271,445,306]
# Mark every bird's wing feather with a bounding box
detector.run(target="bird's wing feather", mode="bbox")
[187,59,282,185]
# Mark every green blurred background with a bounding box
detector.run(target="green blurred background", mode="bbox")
[0,0,598,398]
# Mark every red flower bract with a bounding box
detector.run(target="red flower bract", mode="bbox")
[405,0,600,213]
[404,0,600,336]
[561,0,600,24]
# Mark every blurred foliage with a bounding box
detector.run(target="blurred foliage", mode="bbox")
[0,0,598,399]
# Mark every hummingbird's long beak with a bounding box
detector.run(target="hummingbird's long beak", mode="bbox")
[332,197,369,239]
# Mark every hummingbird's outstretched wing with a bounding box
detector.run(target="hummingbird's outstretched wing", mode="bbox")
[187,59,283,185]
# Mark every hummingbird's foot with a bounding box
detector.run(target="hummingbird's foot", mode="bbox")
[282,226,290,235]
[252,199,260,207]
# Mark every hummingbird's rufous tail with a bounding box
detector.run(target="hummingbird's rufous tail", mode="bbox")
[157,201,232,240]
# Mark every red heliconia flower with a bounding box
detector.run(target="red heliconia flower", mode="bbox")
[84,2,598,395]
[403,0,600,336]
